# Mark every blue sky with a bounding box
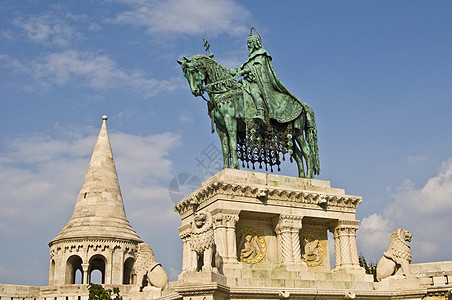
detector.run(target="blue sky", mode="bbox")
[1,0,451,285]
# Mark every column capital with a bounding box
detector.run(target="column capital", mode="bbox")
[81,263,89,272]
[334,220,360,233]
[275,215,302,233]
[212,213,239,228]
[178,223,192,239]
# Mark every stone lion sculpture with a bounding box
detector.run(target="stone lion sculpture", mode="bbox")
[376,228,413,281]
[133,242,168,291]
[189,211,220,272]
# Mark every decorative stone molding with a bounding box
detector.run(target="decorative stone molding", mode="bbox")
[175,282,230,298]
[174,182,362,215]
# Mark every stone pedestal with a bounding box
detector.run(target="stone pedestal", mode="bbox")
[175,169,371,292]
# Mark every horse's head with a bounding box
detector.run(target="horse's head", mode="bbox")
[177,55,206,97]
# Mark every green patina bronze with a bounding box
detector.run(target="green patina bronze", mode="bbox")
[178,30,320,178]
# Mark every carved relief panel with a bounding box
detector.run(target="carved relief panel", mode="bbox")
[299,224,330,270]
[235,213,277,265]
[237,227,267,264]
[300,231,325,267]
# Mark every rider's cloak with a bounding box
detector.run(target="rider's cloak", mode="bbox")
[239,48,315,127]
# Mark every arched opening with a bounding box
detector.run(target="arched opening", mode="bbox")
[74,269,82,284]
[88,254,106,284]
[123,257,135,284]
[66,255,83,284]
[328,230,336,270]
[90,269,102,284]
[49,259,55,285]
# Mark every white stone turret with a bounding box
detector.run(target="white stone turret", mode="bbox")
[48,116,142,286]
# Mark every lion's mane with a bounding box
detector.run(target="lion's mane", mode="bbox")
[189,211,214,254]
[384,228,412,262]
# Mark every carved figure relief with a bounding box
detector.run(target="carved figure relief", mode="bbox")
[237,227,266,264]
[132,242,169,291]
[189,211,220,272]
[376,228,414,281]
[300,232,325,267]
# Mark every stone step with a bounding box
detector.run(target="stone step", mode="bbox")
[224,268,359,282]
[227,277,374,290]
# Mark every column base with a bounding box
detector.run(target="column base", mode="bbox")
[177,270,227,285]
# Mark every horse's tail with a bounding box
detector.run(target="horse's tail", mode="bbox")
[304,106,320,175]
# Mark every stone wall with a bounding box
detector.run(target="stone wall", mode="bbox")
[0,284,168,300]
[411,261,452,287]
[0,284,41,300]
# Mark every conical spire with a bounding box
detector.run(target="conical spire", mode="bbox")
[50,115,142,244]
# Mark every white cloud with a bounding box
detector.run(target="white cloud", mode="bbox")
[109,0,251,37]
[113,131,180,182]
[0,54,28,74]
[219,56,246,69]
[179,110,194,123]
[357,213,394,260]
[12,14,81,47]
[32,50,182,97]
[0,50,183,97]
[408,154,428,163]
[358,159,452,263]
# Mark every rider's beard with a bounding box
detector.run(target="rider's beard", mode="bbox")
[248,46,254,56]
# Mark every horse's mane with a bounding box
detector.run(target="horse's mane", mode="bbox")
[191,55,239,91]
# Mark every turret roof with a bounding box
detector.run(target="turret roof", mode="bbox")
[50,116,142,245]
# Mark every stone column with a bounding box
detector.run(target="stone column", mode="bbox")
[118,249,126,284]
[275,215,305,268]
[332,220,361,272]
[212,214,228,260]
[348,226,360,269]
[82,263,89,284]
[290,219,305,266]
[332,226,342,269]
[178,227,192,272]
[105,248,114,284]
[224,214,239,263]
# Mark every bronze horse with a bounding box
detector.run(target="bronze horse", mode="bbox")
[178,54,319,178]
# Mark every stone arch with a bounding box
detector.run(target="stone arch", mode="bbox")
[88,254,106,284]
[66,255,83,284]
[123,257,135,284]
[49,259,55,285]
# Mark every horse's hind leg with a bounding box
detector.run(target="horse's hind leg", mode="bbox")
[292,140,306,178]
[217,128,230,168]
[295,134,312,178]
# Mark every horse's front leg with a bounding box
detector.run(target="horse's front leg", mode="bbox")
[217,127,230,168]
[224,114,239,169]
[292,140,306,178]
